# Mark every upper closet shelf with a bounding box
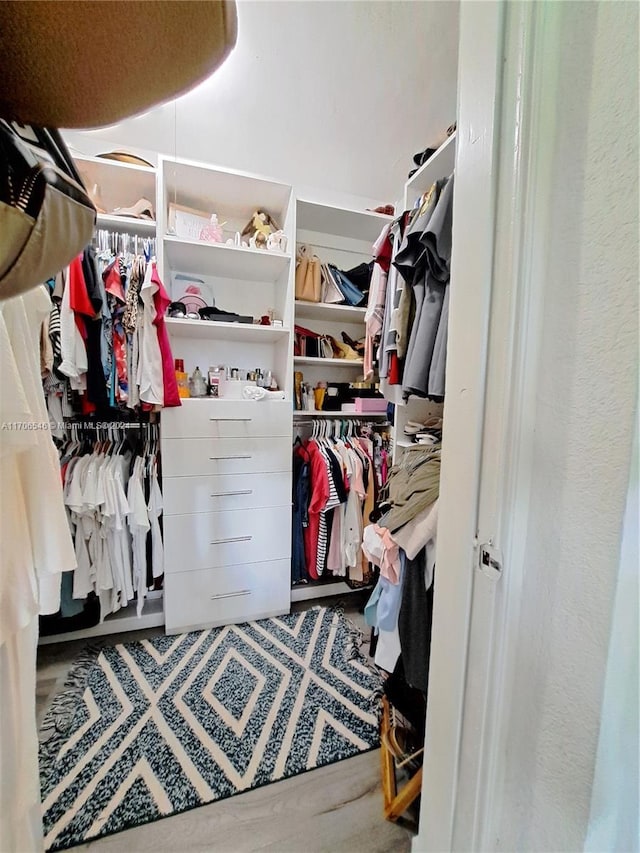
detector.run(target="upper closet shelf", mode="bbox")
[96,213,157,235]
[405,131,457,198]
[165,317,289,342]
[296,199,393,243]
[74,155,156,217]
[164,235,291,282]
[161,157,292,226]
[294,301,366,324]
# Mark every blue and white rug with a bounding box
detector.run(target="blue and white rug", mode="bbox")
[39,607,382,851]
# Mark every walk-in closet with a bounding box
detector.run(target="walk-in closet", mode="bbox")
[4,1,636,852]
[4,0,461,847]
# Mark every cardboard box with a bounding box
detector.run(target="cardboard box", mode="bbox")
[354,397,387,413]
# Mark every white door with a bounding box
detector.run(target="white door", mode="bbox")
[413,2,553,850]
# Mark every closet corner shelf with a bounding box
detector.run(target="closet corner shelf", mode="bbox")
[74,155,157,219]
[165,317,290,342]
[37,596,164,645]
[294,356,364,367]
[296,198,394,242]
[405,130,457,197]
[291,581,371,602]
[294,301,366,324]
[164,234,291,282]
[96,213,157,235]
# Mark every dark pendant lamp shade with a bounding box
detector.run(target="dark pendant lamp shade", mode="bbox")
[0,0,237,128]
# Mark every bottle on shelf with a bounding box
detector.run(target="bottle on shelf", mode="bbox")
[189,366,208,398]
[175,359,190,398]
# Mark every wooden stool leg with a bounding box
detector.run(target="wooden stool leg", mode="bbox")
[380,695,424,824]
[380,697,397,812]
[384,765,423,822]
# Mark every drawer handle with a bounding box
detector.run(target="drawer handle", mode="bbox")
[209,454,252,460]
[210,535,253,545]
[209,417,252,422]
[210,589,251,601]
[210,490,253,497]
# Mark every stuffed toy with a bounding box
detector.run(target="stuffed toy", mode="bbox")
[241,209,279,249]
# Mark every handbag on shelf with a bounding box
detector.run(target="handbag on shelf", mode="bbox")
[294,323,320,358]
[0,121,96,299]
[341,261,373,296]
[295,244,321,302]
[319,335,334,359]
[328,264,366,306]
[320,262,344,304]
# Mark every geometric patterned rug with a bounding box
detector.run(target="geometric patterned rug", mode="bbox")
[39,607,383,851]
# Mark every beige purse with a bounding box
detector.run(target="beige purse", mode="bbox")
[295,244,321,302]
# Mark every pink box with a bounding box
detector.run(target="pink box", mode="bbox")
[354,397,387,413]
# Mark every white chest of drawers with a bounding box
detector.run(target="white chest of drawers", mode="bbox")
[161,399,292,633]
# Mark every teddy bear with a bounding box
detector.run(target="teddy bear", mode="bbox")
[241,209,279,250]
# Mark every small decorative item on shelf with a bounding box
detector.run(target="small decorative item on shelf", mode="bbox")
[168,301,188,318]
[110,197,155,220]
[168,202,212,239]
[314,381,327,411]
[366,204,395,216]
[176,283,208,316]
[241,209,280,250]
[199,214,225,243]
[303,383,315,411]
[294,371,304,410]
[207,365,224,397]
[189,366,208,398]
[266,230,288,253]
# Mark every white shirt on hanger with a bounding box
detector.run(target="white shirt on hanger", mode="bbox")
[137,264,164,406]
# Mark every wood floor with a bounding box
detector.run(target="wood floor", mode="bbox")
[36,596,413,853]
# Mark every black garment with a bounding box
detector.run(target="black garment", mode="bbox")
[81,247,110,413]
[291,451,310,583]
[397,546,434,692]
[326,448,348,504]
[384,656,427,741]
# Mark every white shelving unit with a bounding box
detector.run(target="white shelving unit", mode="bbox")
[165,317,289,343]
[293,411,387,419]
[75,154,156,220]
[291,582,371,603]
[157,156,295,633]
[159,154,295,402]
[50,150,394,638]
[405,131,457,206]
[294,356,364,368]
[164,235,291,282]
[293,198,391,599]
[40,155,163,645]
[387,133,456,462]
[296,199,392,242]
[38,597,165,645]
[295,301,366,324]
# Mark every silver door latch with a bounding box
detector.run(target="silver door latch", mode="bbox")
[479,543,503,580]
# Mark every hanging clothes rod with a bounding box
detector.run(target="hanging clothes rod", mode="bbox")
[93,228,157,257]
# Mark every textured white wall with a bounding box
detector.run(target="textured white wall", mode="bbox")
[64,0,459,205]
[495,3,639,851]
[585,411,639,852]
